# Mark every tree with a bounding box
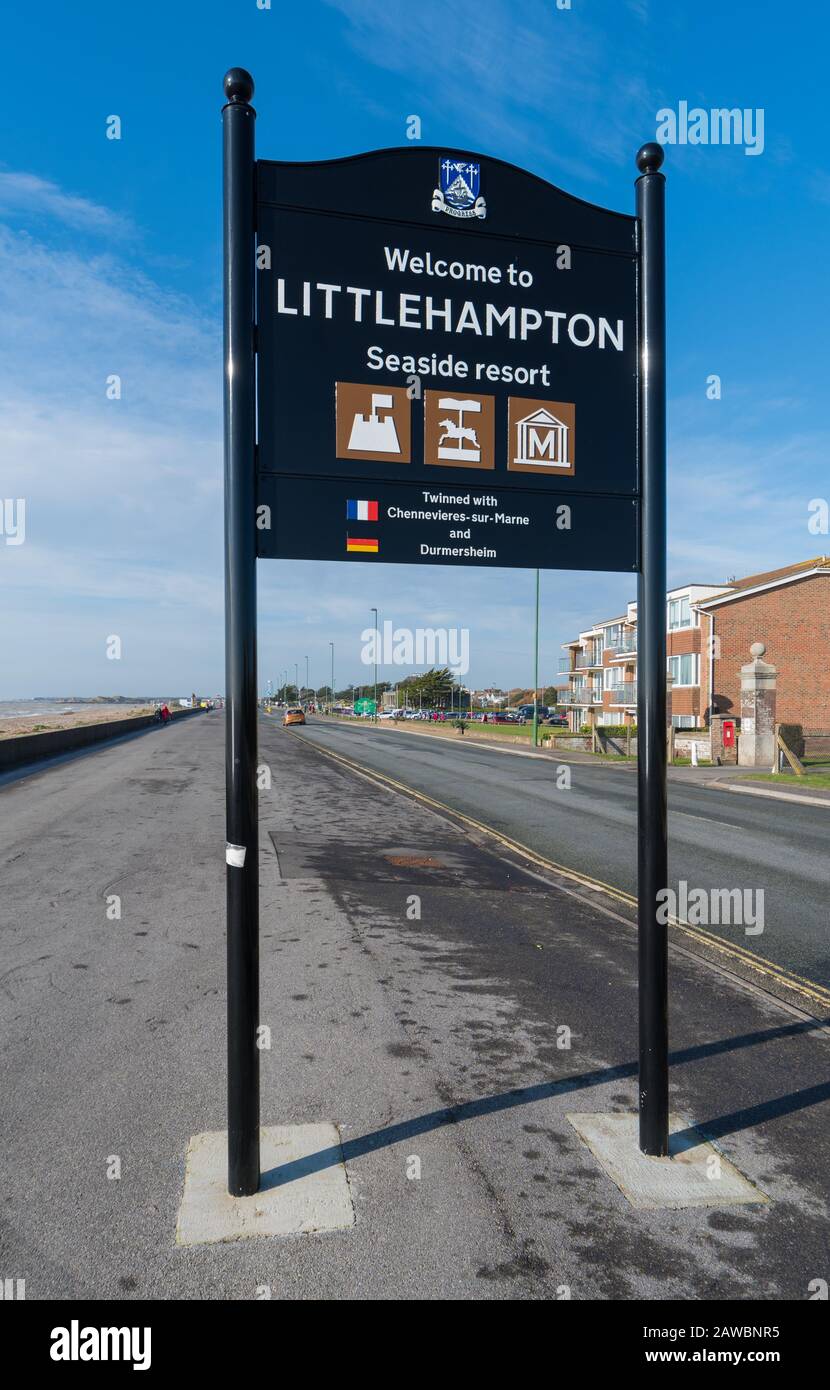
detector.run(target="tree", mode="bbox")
[398,667,457,708]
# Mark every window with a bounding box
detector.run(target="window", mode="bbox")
[671,715,697,729]
[605,623,623,649]
[668,596,691,630]
[669,653,699,686]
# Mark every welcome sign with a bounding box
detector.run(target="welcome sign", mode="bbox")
[255,147,639,571]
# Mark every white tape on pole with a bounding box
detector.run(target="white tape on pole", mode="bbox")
[226,843,246,868]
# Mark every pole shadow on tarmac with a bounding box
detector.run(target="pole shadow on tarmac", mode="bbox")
[259,1016,830,1190]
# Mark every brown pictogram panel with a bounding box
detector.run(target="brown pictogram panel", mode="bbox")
[507,397,575,476]
[335,383,411,463]
[424,390,495,470]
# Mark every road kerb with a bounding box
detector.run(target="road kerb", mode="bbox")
[704,780,830,808]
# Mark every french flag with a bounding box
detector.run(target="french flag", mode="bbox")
[346,498,378,522]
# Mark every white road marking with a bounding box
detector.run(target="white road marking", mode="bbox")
[670,810,743,831]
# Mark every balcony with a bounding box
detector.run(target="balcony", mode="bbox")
[607,684,637,706]
[606,633,637,655]
[562,687,603,705]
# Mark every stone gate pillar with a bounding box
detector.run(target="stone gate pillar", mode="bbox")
[738,641,777,767]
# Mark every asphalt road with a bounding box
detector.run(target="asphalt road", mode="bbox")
[295,718,830,989]
[2,711,829,1300]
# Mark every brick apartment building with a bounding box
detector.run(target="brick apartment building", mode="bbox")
[560,556,830,733]
[697,558,830,732]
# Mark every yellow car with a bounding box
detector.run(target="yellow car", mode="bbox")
[282,707,305,726]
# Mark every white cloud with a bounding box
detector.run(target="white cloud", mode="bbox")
[667,415,830,585]
[0,224,216,418]
[0,175,223,694]
[0,171,132,237]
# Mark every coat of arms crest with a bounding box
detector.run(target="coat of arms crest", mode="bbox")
[431,157,486,220]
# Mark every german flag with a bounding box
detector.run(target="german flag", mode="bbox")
[346,535,379,554]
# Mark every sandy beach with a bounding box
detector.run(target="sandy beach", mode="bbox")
[0,707,153,741]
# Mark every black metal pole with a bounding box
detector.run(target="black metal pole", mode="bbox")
[635,142,669,1157]
[222,67,259,1196]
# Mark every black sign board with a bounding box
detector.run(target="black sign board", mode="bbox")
[255,148,639,570]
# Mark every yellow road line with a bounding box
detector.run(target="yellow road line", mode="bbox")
[292,729,830,1013]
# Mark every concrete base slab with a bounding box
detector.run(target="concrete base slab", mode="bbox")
[566,1113,769,1211]
[176,1123,355,1246]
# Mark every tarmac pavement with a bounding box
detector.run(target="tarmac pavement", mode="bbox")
[1,711,828,1300]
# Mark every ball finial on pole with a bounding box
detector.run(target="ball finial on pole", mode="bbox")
[636,142,665,175]
[223,68,255,104]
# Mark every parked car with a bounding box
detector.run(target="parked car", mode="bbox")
[517,704,550,720]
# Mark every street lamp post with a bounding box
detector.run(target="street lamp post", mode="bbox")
[294,662,299,705]
[371,606,378,722]
[305,655,309,710]
[532,568,540,748]
[330,642,335,714]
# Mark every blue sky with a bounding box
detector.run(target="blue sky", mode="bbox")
[1,0,827,697]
